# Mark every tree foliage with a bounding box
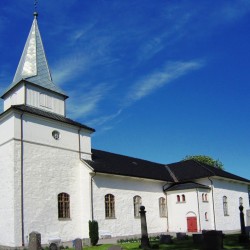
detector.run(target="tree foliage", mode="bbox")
[183,155,224,169]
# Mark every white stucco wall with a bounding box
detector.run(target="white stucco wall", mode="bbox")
[17,111,93,246]
[92,174,168,237]
[20,113,92,158]
[0,113,17,247]
[167,189,200,232]
[197,189,214,230]
[212,178,249,231]
[0,141,16,247]
[3,83,25,111]
[0,110,93,247]
[21,142,92,245]
[167,177,249,233]
[0,113,15,144]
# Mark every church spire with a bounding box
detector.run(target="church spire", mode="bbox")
[1,12,67,98]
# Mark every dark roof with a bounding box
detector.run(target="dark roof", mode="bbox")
[9,105,95,132]
[88,149,250,184]
[167,160,250,183]
[163,181,210,192]
[87,149,173,182]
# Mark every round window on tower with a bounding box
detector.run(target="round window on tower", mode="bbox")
[52,130,60,140]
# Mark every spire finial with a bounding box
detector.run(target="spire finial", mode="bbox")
[34,0,38,18]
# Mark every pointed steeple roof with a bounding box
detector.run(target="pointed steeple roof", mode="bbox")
[1,13,67,98]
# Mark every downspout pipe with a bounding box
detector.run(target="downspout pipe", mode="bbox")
[165,192,169,232]
[163,183,170,232]
[208,177,216,230]
[20,113,24,246]
[196,188,202,232]
[90,172,96,221]
[78,128,81,159]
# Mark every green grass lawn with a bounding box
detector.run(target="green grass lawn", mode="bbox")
[65,234,249,250]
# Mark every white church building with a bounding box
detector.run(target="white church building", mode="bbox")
[0,12,249,248]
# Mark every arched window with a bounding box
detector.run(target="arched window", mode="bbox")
[223,196,228,216]
[177,195,180,202]
[159,197,167,217]
[58,193,70,219]
[202,193,208,202]
[205,194,208,201]
[239,197,243,206]
[105,194,115,218]
[205,212,208,221]
[133,196,142,218]
[182,194,186,202]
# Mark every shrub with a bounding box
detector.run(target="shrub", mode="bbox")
[89,220,99,246]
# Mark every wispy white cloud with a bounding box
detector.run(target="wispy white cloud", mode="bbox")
[125,60,204,106]
[135,8,197,64]
[88,109,122,127]
[67,82,113,120]
[65,59,204,126]
[51,29,118,87]
[51,53,90,86]
[68,23,97,45]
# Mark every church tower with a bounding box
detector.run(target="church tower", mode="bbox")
[1,12,68,116]
[0,12,94,248]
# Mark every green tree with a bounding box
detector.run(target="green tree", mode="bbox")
[183,155,224,169]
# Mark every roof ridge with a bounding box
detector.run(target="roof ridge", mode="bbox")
[165,165,179,182]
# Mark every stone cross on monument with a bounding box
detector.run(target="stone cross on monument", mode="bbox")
[139,206,150,249]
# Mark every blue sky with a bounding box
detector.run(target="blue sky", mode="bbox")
[0,0,250,179]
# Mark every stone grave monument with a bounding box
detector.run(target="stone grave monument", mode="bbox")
[239,205,249,243]
[74,238,83,250]
[139,206,150,249]
[28,231,41,250]
[246,209,250,236]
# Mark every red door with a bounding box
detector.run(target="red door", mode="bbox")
[187,217,197,232]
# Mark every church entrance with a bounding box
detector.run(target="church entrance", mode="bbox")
[187,216,197,232]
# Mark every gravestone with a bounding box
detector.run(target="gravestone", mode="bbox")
[82,238,91,246]
[28,231,41,250]
[239,205,249,243]
[202,230,223,250]
[107,245,123,250]
[246,209,250,227]
[139,206,150,249]
[74,238,83,250]
[192,233,203,244]
[49,243,58,250]
[176,232,188,240]
[246,209,250,238]
[159,235,172,244]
